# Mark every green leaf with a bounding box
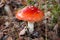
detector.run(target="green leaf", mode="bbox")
[52,16,58,23]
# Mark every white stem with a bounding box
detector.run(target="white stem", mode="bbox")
[28,21,34,34]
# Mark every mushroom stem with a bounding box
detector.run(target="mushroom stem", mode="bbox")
[28,21,34,34]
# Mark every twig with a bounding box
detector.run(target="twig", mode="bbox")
[4,4,13,20]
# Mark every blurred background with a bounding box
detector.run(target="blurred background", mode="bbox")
[0,0,60,40]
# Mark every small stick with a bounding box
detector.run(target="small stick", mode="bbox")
[4,4,13,20]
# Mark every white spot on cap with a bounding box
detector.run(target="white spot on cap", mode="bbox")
[31,8,34,10]
[18,13,21,16]
[38,11,40,12]
[18,13,23,18]
[29,6,34,10]
[31,6,33,7]
[29,6,31,8]
[29,6,33,8]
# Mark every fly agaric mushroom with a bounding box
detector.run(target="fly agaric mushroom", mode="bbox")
[16,5,44,34]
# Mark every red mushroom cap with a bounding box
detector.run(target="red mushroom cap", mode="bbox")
[16,6,44,22]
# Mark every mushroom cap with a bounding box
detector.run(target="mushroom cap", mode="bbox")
[16,6,44,22]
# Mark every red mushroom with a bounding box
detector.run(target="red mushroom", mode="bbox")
[16,5,44,34]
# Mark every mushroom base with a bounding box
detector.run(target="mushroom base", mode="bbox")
[28,21,34,34]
